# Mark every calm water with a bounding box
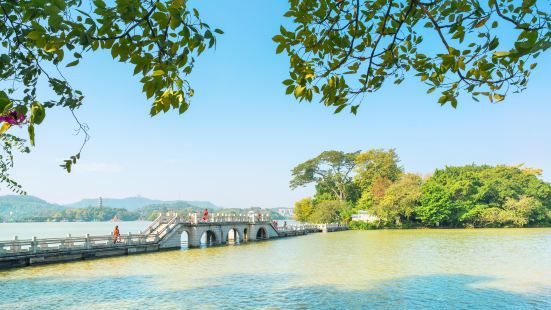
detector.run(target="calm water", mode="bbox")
[0,224,550,309]
[0,221,151,240]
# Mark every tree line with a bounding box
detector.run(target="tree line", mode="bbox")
[291,150,551,228]
[9,205,286,223]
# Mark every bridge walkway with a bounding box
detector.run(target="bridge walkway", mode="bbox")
[0,212,348,270]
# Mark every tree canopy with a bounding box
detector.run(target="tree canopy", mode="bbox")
[275,0,550,112]
[418,164,551,227]
[0,0,221,192]
[354,148,403,191]
[0,0,550,193]
[292,148,551,227]
[290,150,358,201]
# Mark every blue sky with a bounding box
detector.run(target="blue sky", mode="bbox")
[6,0,551,208]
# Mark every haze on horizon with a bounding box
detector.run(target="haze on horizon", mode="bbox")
[4,0,551,209]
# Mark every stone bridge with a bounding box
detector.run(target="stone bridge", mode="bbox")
[150,213,280,248]
[0,212,347,270]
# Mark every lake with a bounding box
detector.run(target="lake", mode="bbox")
[0,223,550,309]
[0,221,152,240]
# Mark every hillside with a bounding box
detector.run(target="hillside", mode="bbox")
[0,195,65,221]
[63,196,163,210]
[0,195,222,222]
[63,197,218,211]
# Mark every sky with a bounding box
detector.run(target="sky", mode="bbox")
[5,1,551,208]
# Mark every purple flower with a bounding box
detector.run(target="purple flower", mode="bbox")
[0,111,26,125]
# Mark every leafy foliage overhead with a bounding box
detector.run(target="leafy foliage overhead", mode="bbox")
[0,0,221,190]
[275,0,550,112]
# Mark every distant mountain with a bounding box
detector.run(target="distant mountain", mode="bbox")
[63,196,162,211]
[173,200,218,210]
[0,195,284,223]
[63,196,219,211]
[0,195,65,221]
[0,195,221,222]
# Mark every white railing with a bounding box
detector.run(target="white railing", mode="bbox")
[152,214,181,240]
[0,233,154,256]
[187,212,272,224]
[274,223,348,233]
[141,213,164,234]
[275,224,320,233]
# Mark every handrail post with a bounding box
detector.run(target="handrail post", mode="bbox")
[66,234,73,248]
[11,235,19,252]
[32,236,38,253]
[85,234,91,249]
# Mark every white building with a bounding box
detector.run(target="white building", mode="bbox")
[351,210,379,223]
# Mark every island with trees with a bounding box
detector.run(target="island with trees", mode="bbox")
[291,149,551,228]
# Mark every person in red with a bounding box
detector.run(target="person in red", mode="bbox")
[202,208,209,222]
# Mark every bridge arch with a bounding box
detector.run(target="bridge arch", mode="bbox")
[180,230,189,249]
[226,228,241,245]
[200,230,218,247]
[255,227,267,240]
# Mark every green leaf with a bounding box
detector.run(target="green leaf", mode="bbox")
[214,29,224,34]
[0,91,11,113]
[179,102,189,114]
[334,105,346,114]
[272,35,285,43]
[52,0,66,9]
[28,124,35,146]
[152,70,165,76]
[294,85,305,97]
[31,102,46,125]
[473,17,489,28]
[66,60,79,67]
[276,44,285,54]
[94,0,106,9]
[493,51,511,57]
[494,93,505,101]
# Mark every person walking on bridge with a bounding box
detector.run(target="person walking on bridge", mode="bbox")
[113,225,120,244]
[202,209,209,222]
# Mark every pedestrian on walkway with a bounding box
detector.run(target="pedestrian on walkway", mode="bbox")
[113,225,120,244]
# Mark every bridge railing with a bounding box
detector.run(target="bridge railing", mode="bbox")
[150,214,182,241]
[274,224,320,233]
[0,233,154,256]
[274,223,348,233]
[187,212,272,224]
[316,223,348,231]
[141,213,163,234]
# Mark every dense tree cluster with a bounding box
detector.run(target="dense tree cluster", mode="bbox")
[50,206,139,222]
[5,203,286,223]
[291,149,551,228]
